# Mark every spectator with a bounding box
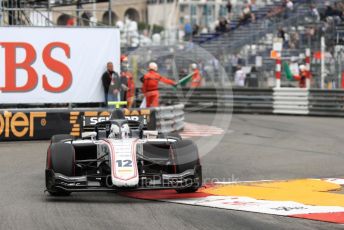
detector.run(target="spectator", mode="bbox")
[226,0,233,19]
[286,0,293,11]
[234,66,246,87]
[217,18,229,33]
[278,28,286,41]
[120,56,135,108]
[226,0,232,14]
[201,26,209,33]
[239,4,254,26]
[250,0,258,12]
[310,4,320,22]
[231,54,239,73]
[324,2,344,21]
[283,0,294,18]
[184,21,192,41]
[192,23,199,36]
[278,27,289,48]
[267,5,284,19]
[338,2,344,12]
[250,0,258,20]
[102,62,121,106]
[246,66,259,87]
[306,26,316,39]
[190,63,203,88]
[295,65,307,88]
[289,29,299,49]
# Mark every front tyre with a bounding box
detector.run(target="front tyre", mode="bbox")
[46,143,75,196]
[51,134,74,143]
[172,140,202,193]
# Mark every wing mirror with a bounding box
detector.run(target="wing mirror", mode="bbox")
[82,132,97,141]
[143,130,158,139]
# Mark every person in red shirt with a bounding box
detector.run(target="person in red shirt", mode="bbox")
[120,55,135,108]
[190,63,202,88]
[142,62,176,107]
[294,65,311,88]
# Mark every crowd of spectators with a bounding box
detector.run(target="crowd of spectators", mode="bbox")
[322,1,344,22]
[213,1,256,33]
[213,0,298,34]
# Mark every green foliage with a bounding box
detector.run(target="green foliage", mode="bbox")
[137,22,164,34]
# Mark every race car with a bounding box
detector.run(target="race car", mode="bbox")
[45,109,202,196]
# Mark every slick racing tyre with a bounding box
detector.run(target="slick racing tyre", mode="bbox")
[172,140,202,193]
[46,143,75,196]
[51,134,74,143]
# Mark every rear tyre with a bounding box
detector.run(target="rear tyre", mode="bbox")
[172,140,202,193]
[46,143,75,196]
[51,134,74,143]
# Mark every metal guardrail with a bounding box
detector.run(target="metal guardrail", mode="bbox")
[159,87,344,117]
[273,88,309,115]
[153,104,185,134]
[159,87,274,114]
[309,89,344,116]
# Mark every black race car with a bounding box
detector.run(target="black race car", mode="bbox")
[45,109,202,196]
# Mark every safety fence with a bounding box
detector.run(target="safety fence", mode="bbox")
[0,105,185,141]
[159,87,344,117]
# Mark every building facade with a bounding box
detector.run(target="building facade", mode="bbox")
[0,0,147,26]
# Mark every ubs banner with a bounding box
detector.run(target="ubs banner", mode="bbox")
[0,109,156,141]
[0,27,120,104]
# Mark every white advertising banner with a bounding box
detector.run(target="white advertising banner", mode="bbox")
[0,27,120,103]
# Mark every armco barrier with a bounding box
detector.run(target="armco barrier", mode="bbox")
[160,87,344,117]
[273,88,309,115]
[153,104,185,134]
[0,105,185,141]
[159,87,274,114]
[309,89,344,116]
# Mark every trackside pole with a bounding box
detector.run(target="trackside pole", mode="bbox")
[305,48,311,89]
[0,0,3,26]
[321,36,326,89]
[275,54,281,88]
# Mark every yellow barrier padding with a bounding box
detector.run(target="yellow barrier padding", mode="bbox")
[204,179,344,207]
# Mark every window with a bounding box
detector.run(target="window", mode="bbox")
[191,5,197,15]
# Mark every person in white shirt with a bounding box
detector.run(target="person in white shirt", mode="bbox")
[310,5,320,22]
[286,0,293,11]
[234,66,246,87]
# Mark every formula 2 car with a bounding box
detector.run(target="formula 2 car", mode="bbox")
[45,109,202,196]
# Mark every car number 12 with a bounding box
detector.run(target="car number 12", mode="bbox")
[116,160,133,167]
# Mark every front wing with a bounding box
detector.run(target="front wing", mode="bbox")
[46,165,202,192]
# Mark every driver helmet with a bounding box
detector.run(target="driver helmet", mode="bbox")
[121,123,130,138]
[108,124,120,139]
